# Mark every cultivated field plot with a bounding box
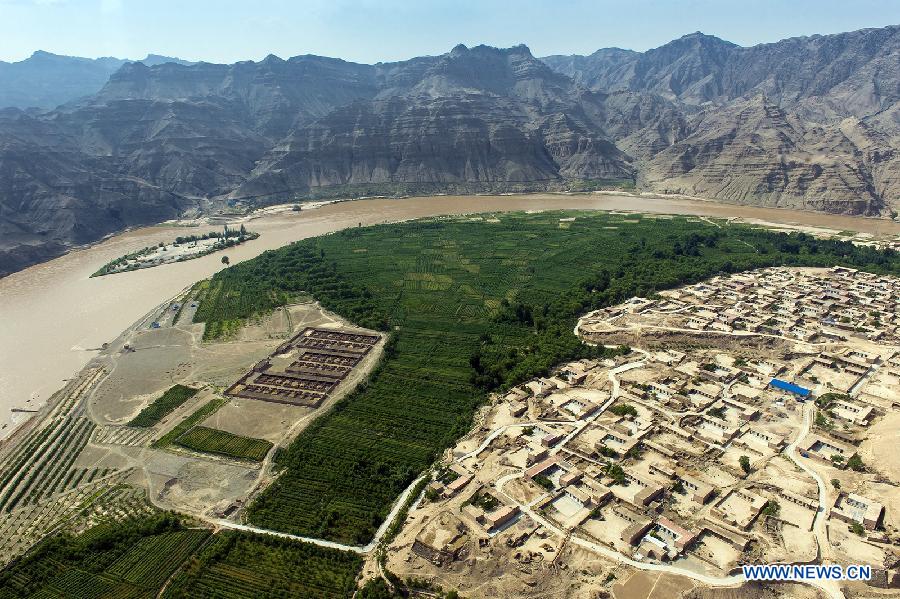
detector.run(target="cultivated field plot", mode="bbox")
[163,530,363,598]
[225,327,379,408]
[0,513,363,599]
[0,369,109,517]
[0,515,211,598]
[192,211,900,544]
[128,384,199,427]
[93,425,155,447]
[105,528,210,588]
[153,397,228,449]
[174,426,273,462]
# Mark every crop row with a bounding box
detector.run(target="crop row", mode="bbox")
[127,385,199,428]
[173,427,272,462]
[106,529,210,588]
[152,397,228,449]
[0,513,365,598]
[163,530,362,599]
[0,417,94,513]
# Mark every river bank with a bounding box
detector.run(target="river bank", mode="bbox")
[1,192,899,440]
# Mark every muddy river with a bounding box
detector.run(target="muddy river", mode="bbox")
[2,192,898,439]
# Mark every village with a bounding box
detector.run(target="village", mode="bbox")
[382,266,900,598]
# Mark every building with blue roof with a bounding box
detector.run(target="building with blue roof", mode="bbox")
[769,378,811,398]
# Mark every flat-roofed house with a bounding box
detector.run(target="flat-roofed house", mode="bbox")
[619,510,654,546]
[656,516,698,552]
[542,432,564,447]
[831,493,884,531]
[679,474,715,505]
[625,473,665,507]
[565,486,594,508]
[738,428,786,451]
[445,474,473,497]
[524,456,559,480]
[799,434,857,466]
[486,505,520,530]
[830,400,874,426]
[722,396,760,421]
[559,469,583,487]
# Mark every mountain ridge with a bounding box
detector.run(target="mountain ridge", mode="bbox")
[0,51,193,110]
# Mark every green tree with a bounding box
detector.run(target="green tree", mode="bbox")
[606,463,626,486]
[846,454,864,472]
[533,475,554,491]
[221,255,230,266]
[708,406,726,419]
[739,455,751,474]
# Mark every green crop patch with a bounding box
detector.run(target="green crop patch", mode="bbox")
[128,384,199,428]
[163,530,362,599]
[105,528,210,588]
[153,397,228,449]
[190,211,899,544]
[0,513,210,598]
[174,426,273,462]
[0,513,362,599]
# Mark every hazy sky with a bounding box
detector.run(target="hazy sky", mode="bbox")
[1,0,899,64]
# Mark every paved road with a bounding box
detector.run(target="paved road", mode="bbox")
[211,519,368,553]
[210,472,429,555]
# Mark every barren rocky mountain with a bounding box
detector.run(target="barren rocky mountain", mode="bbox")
[1,25,898,277]
[542,26,900,113]
[237,45,632,199]
[638,95,882,213]
[0,51,191,110]
[543,25,900,215]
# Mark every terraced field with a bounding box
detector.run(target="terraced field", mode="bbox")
[191,212,900,544]
[174,426,273,462]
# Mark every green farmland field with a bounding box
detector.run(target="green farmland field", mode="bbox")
[188,211,900,544]
[0,514,363,599]
[175,426,273,462]
[163,530,362,598]
[128,384,198,428]
[153,397,228,449]
[0,514,210,598]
